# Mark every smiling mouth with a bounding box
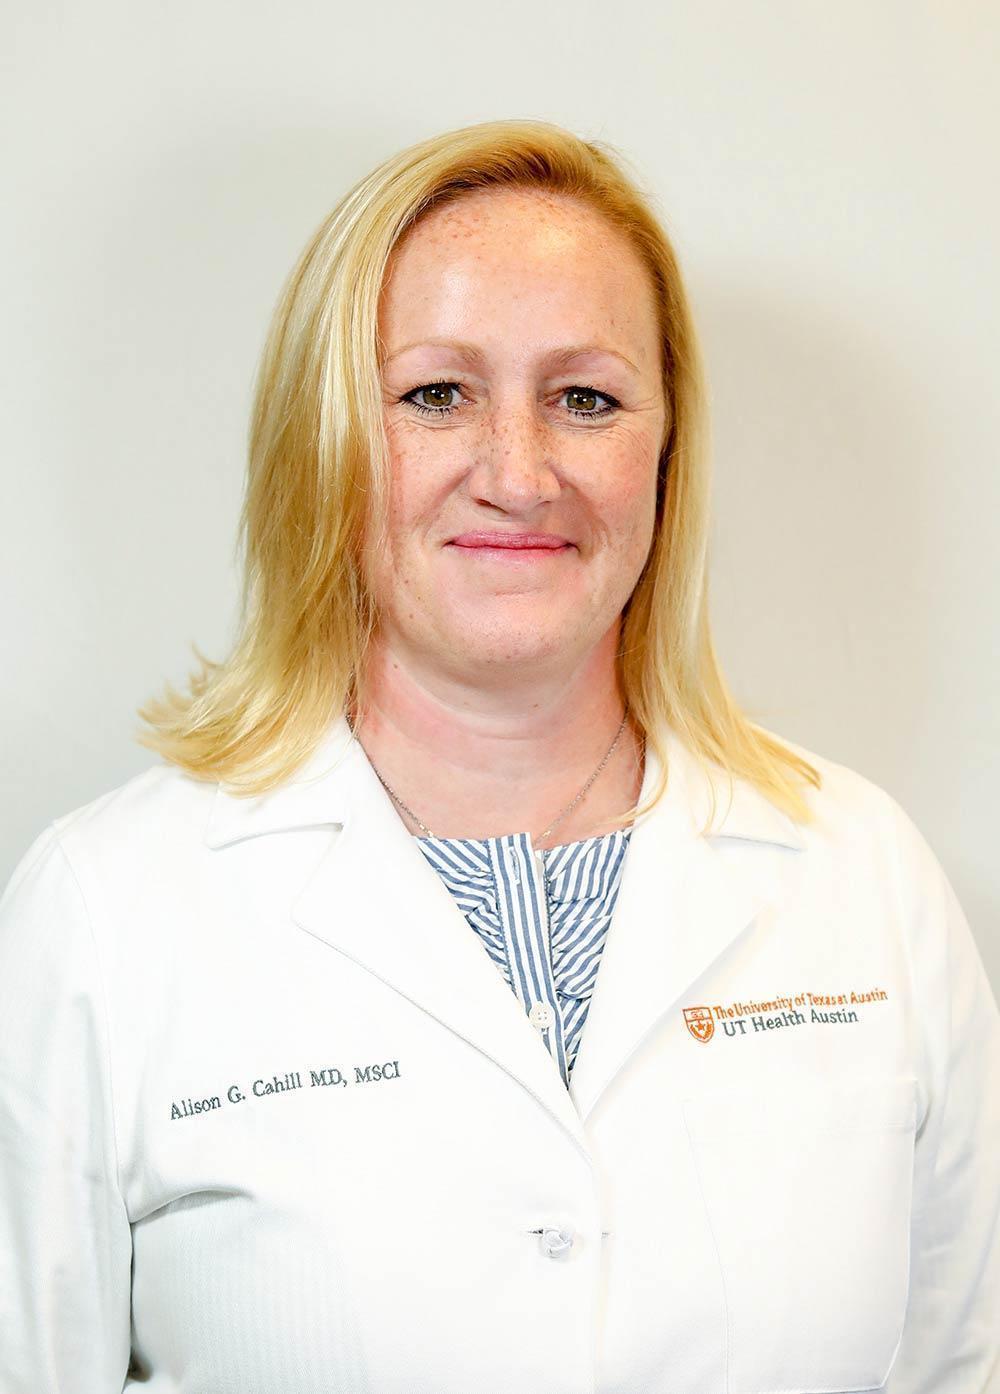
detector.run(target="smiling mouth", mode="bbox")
[448,531,574,549]
[446,541,573,558]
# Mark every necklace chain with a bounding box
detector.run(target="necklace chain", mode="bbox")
[348,710,631,844]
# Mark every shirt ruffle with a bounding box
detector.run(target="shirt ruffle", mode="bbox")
[416,828,633,1004]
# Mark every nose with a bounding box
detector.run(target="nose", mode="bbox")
[468,396,561,512]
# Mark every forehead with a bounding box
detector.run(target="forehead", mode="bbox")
[379,187,659,349]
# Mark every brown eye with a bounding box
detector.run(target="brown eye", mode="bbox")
[563,386,619,419]
[401,382,462,416]
[416,384,457,409]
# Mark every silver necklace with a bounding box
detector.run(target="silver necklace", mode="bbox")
[347,710,631,844]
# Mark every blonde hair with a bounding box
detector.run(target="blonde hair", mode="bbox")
[136,117,821,832]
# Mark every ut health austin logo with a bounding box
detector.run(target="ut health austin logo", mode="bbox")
[683,1006,714,1043]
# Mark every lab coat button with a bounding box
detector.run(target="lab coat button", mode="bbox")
[540,1226,574,1258]
[528,1001,554,1029]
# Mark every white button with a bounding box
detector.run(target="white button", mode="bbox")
[540,1226,574,1258]
[528,1001,554,1029]
[505,850,520,884]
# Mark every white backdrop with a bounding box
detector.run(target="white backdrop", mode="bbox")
[3,0,997,1000]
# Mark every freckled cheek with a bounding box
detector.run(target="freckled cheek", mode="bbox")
[583,457,657,546]
[381,449,459,598]
[386,442,450,531]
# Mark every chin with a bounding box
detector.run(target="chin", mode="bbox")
[445,625,574,668]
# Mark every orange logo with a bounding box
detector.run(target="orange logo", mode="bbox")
[683,1006,714,1043]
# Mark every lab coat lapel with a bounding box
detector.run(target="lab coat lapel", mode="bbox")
[206,716,590,1150]
[568,728,807,1124]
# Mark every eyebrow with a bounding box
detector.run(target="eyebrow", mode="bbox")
[383,337,641,374]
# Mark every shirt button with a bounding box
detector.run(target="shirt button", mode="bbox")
[528,1001,554,1029]
[505,850,521,884]
[540,1226,574,1258]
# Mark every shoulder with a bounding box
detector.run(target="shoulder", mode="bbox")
[5,759,216,905]
[754,723,919,835]
[56,757,212,835]
[750,724,955,920]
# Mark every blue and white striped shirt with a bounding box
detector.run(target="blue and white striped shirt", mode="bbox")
[415,829,633,1087]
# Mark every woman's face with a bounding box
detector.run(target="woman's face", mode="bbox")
[372,186,667,684]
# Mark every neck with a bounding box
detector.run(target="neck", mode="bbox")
[348,632,645,847]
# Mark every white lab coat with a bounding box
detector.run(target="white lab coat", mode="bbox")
[1,715,998,1394]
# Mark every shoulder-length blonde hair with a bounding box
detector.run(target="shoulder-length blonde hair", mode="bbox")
[136,117,821,831]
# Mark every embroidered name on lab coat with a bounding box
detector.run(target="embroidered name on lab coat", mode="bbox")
[169,1059,402,1120]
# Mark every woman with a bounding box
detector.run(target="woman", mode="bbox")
[1,118,997,1393]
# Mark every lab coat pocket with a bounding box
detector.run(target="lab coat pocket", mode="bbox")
[681,1076,917,1394]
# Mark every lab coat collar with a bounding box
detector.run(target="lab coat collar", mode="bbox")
[204,713,807,1144]
[204,713,805,852]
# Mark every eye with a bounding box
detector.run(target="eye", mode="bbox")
[400,381,463,416]
[561,386,619,419]
[397,381,622,420]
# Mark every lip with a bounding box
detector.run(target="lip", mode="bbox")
[448,531,573,549]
